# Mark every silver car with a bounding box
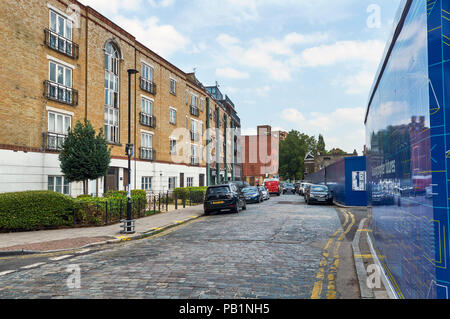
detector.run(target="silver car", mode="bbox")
[258,186,270,200]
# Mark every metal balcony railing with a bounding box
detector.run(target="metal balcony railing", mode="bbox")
[44,132,67,151]
[140,77,157,95]
[190,105,200,117]
[44,80,78,106]
[140,112,156,128]
[44,28,79,59]
[140,147,156,161]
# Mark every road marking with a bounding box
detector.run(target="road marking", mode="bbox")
[354,254,374,259]
[0,270,16,277]
[311,210,352,299]
[21,262,46,269]
[49,255,73,261]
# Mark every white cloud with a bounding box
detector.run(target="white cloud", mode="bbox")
[114,16,189,57]
[299,40,385,68]
[280,108,306,123]
[148,0,175,7]
[216,67,250,79]
[333,70,376,95]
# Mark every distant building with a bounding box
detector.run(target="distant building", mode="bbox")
[241,125,286,186]
[304,149,358,177]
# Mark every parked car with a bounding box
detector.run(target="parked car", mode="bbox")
[204,183,246,215]
[264,179,281,196]
[242,186,263,203]
[231,181,250,191]
[305,184,333,205]
[258,186,270,200]
[283,183,296,194]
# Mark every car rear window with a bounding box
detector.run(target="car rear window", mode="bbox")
[207,186,230,195]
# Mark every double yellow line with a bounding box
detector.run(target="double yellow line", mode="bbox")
[311,209,355,299]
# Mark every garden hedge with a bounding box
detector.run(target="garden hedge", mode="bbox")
[0,191,75,231]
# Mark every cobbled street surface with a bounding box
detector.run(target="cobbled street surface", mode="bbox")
[0,195,349,299]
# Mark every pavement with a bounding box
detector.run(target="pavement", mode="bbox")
[0,204,204,255]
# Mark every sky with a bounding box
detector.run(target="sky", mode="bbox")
[79,0,403,154]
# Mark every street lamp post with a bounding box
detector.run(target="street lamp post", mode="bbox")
[125,68,138,234]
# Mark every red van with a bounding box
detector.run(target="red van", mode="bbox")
[264,179,280,196]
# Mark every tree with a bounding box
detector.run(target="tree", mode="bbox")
[59,119,111,195]
[317,134,326,155]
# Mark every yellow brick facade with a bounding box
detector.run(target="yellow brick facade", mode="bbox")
[0,0,241,194]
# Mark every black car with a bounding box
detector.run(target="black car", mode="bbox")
[204,184,247,215]
[242,186,263,203]
[282,183,296,194]
[305,185,333,205]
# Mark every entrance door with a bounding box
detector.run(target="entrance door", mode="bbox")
[180,173,184,188]
[104,167,119,192]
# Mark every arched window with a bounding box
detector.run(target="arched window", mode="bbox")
[104,42,120,143]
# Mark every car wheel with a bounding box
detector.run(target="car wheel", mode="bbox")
[243,202,247,210]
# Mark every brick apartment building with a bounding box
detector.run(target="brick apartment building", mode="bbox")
[241,125,286,186]
[0,0,241,196]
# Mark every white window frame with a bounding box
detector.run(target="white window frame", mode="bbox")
[168,177,177,190]
[141,176,152,191]
[49,9,72,41]
[170,77,177,95]
[186,177,194,187]
[170,138,177,155]
[169,107,177,125]
[141,62,154,82]
[49,61,72,87]
[48,111,71,135]
[141,96,153,115]
[48,175,70,195]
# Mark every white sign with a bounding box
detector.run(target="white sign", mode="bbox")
[352,171,366,191]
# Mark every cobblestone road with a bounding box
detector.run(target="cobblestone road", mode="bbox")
[0,195,354,299]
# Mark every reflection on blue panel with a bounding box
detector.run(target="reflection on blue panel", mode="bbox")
[365,0,450,299]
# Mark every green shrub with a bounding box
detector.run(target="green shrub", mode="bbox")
[173,186,207,203]
[0,191,75,231]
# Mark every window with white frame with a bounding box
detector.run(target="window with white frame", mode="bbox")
[141,97,153,115]
[169,108,177,125]
[141,132,154,160]
[187,177,194,187]
[142,63,153,82]
[48,111,71,150]
[48,10,73,56]
[170,78,176,95]
[170,138,177,155]
[168,177,177,190]
[190,119,199,141]
[104,42,120,143]
[48,175,69,195]
[49,61,72,88]
[141,176,152,191]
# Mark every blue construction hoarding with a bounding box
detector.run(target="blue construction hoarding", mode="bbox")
[305,156,367,207]
[365,0,450,299]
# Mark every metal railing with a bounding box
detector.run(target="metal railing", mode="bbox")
[140,112,156,128]
[190,105,200,116]
[140,77,157,95]
[44,28,79,59]
[140,147,156,161]
[44,80,78,106]
[44,132,67,151]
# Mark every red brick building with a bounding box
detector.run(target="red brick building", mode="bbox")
[241,125,285,186]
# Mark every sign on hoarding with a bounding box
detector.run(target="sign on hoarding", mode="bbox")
[352,171,366,191]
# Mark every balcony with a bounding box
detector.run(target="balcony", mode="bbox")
[44,132,67,151]
[44,80,78,106]
[140,77,157,95]
[44,28,79,59]
[140,147,156,161]
[140,112,156,128]
[190,105,200,117]
[190,156,200,166]
[190,131,200,142]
